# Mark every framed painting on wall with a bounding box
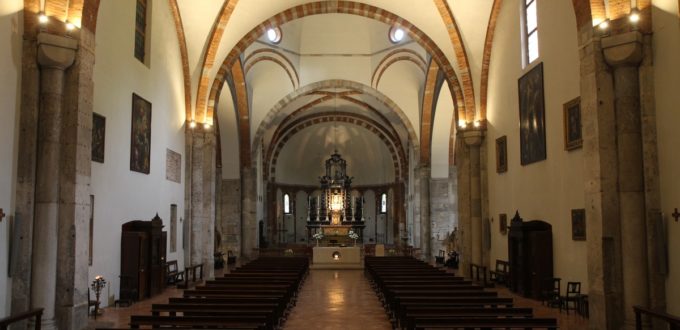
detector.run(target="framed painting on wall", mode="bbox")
[563,97,582,150]
[499,213,508,235]
[518,62,547,165]
[92,113,106,163]
[130,93,152,174]
[496,136,508,173]
[571,209,586,241]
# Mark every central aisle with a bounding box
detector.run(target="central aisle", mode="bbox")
[284,270,392,330]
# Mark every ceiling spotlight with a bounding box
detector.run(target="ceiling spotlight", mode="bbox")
[66,21,75,31]
[473,120,481,128]
[629,10,640,23]
[203,122,211,129]
[266,27,282,44]
[189,120,196,129]
[389,26,405,43]
[38,12,48,24]
[458,119,467,129]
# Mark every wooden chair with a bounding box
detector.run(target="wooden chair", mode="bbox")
[541,277,561,307]
[88,288,100,318]
[488,260,509,286]
[435,250,445,265]
[165,260,185,285]
[560,281,581,314]
[227,250,237,264]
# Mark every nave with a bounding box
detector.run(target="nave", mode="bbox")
[88,260,587,330]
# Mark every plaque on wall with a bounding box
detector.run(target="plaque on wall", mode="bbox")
[166,149,181,183]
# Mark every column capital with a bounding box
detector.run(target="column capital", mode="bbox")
[602,31,643,67]
[37,33,77,70]
[462,130,484,147]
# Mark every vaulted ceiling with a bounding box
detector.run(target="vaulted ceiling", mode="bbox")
[25,0,643,182]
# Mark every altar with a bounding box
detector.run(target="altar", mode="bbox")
[311,246,363,269]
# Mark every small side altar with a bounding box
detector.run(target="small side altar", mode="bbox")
[311,246,363,269]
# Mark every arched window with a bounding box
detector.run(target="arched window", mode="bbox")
[380,193,387,214]
[522,0,539,66]
[283,193,291,214]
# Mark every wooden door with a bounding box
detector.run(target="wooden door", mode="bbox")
[120,232,141,301]
[138,233,149,300]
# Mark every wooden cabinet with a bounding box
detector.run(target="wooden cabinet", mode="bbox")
[120,214,166,302]
[508,212,553,299]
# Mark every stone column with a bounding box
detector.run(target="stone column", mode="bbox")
[463,130,483,267]
[417,166,431,260]
[31,33,77,330]
[188,128,216,279]
[602,31,649,328]
[241,167,257,260]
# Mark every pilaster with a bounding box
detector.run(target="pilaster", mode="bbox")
[31,32,77,330]
[462,130,483,268]
[417,165,431,260]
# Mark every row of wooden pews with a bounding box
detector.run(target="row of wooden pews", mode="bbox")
[365,256,558,330]
[99,256,309,330]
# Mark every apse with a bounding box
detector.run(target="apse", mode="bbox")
[274,122,396,186]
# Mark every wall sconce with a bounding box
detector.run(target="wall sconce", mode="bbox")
[66,21,75,31]
[629,9,640,23]
[203,122,211,130]
[189,120,196,129]
[38,12,48,24]
[458,119,467,129]
[473,120,481,128]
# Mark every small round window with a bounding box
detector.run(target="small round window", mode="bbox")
[388,25,405,43]
[266,27,282,44]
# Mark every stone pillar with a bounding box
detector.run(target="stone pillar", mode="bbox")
[417,166,431,260]
[241,167,257,260]
[455,137,472,277]
[188,128,216,279]
[463,130,483,267]
[31,33,77,330]
[602,31,649,328]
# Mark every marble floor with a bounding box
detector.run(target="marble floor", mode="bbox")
[89,268,588,330]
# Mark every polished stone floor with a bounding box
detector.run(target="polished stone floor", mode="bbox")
[89,268,588,329]
[284,270,392,330]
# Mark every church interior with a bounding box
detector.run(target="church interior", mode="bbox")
[1,0,679,329]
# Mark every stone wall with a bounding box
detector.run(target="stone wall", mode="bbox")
[219,179,241,257]
[430,177,457,254]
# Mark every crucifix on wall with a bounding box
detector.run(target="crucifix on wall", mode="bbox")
[0,208,5,223]
[672,208,680,223]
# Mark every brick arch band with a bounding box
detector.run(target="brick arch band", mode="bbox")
[251,79,419,167]
[267,112,406,182]
[206,1,468,126]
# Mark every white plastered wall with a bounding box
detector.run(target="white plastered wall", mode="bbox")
[485,0,587,292]
[217,76,241,179]
[652,0,680,315]
[0,0,22,318]
[431,80,455,178]
[274,123,396,185]
[90,0,186,306]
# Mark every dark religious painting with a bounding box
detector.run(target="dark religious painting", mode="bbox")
[92,113,106,163]
[130,93,152,174]
[496,136,508,173]
[571,209,586,241]
[518,62,546,165]
[499,213,508,235]
[563,97,582,151]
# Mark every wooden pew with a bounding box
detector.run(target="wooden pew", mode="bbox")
[365,256,557,330]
